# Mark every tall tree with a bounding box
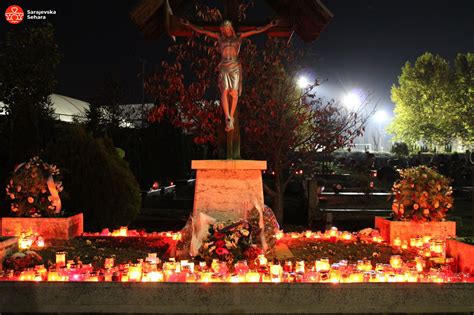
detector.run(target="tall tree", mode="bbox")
[389,52,474,150]
[0,24,60,163]
[453,53,474,143]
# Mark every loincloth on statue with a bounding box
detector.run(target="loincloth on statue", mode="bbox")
[218,59,242,96]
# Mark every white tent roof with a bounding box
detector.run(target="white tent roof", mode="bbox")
[49,94,90,122]
[0,93,90,122]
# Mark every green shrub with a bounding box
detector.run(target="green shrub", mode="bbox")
[391,142,410,157]
[45,125,141,230]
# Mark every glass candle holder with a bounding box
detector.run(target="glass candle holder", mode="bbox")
[270,264,282,282]
[341,231,353,242]
[119,226,128,236]
[415,237,423,248]
[246,270,261,283]
[348,272,364,282]
[415,256,424,272]
[47,269,60,281]
[295,260,305,274]
[430,239,446,258]
[283,261,293,273]
[146,253,158,265]
[200,271,212,283]
[316,258,330,272]
[401,240,409,250]
[422,235,432,245]
[328,227,338,241]
[393,237,402,247]
[104,257,114,269]
[234,260,249,276]
[257,254,268,266]
[128,264,142,282]
[56,252,66,268]
[389,255,402,269]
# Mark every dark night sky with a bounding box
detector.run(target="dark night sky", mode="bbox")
[2,0,474,114]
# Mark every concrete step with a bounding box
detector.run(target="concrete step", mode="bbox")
[1,282,472,313]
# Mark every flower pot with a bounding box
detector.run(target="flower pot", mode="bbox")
[447,239,474,274]
[375,216,456,245]
[0,213,83,240]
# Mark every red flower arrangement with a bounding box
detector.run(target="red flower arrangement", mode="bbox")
[4,251,43,271]
[198,220,257,265]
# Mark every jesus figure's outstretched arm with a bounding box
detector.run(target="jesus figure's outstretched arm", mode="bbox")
[240,20,279,38]
[181,19,219,39]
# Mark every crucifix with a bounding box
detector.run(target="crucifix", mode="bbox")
[181,19,277,133]
[181,18,278,159]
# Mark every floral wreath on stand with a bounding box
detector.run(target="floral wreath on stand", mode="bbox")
[6,156,63,217]
[391,165,453,222]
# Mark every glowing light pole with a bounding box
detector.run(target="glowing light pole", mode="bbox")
[374,110,388,152]
[297,76,310,89]
[297,76,310,105]
[343,92,362,111]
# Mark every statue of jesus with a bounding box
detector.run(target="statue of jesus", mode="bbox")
[181,19,278,132]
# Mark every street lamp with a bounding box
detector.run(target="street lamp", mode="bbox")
[297,76,310,89]
[374,110,388,123]
[374,110,388,152]
[343,92,362,110]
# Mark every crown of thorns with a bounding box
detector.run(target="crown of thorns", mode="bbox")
[220,20,232,27]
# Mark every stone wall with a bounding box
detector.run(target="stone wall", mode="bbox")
[0,282,472,313]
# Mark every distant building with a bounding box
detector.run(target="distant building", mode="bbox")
[0,93,90,122]
[0,94,158,129]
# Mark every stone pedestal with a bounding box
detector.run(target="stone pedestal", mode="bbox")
[192,160,267,221]
[375,217,456,245]
[180,160,268,256]
[447,239,474,274]
[0,213,83,240]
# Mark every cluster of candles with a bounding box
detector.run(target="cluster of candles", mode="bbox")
[3,227,471,283]
[2,251,470,283]
[82,226,182,240]
[277,227,383,243]
[18,232,45,250]
[393,235,446,258]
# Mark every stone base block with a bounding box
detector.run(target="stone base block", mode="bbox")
[375,216,456,244]
[447,239,474,274]
[0,213,83,240]
[192,160,266,222]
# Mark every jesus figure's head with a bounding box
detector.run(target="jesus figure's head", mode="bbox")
[220,20,236,37]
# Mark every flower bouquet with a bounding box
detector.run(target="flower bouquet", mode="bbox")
[198,220,259,266]
[391,165,453,222]
[4,251,43,271]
